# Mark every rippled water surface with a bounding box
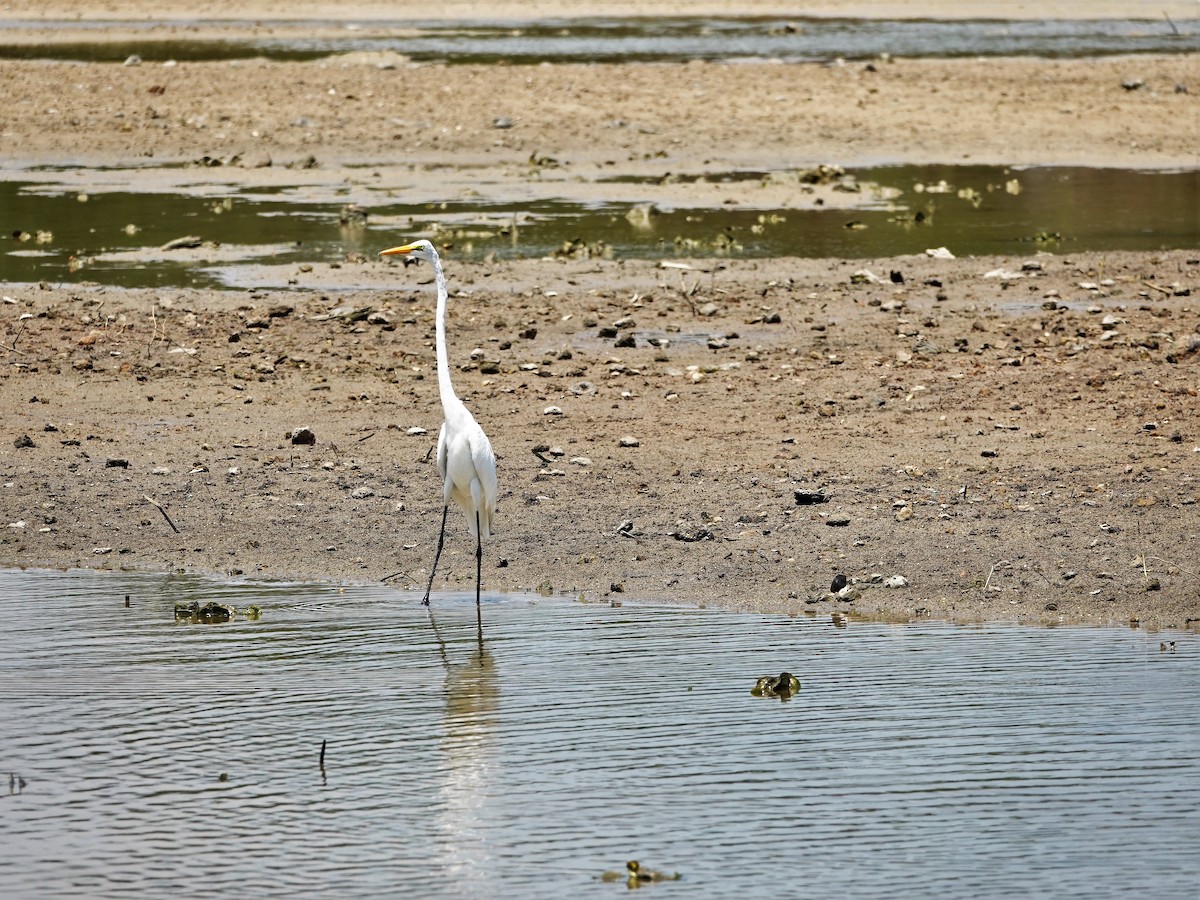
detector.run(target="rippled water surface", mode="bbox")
[1,569,1198,898]
[0,16,1195,63]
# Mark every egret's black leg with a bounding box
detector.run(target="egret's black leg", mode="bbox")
[475,510,483,608]
[422,505,449,606]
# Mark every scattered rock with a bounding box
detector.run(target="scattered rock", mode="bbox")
[618,435,640,447]
[338,204,367,227]
[830,573,848,592]
[884,575,909,589]
[105,458,130,468]
[794,490,829,505]
[13,434,35,449]
[826,516,850,527]
[290,427,317,445]
[670,527,713,542]
[351,487,375,499]
[311,305,372,322]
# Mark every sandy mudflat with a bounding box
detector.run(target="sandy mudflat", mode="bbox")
[1,2,1198,629]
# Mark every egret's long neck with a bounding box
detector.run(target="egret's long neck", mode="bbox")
[431,251,459,410]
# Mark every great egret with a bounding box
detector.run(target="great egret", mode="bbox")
[379,239,497,607]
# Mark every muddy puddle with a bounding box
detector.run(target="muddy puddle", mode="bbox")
[1,568,1196,897]
[3,164,1196,290]
[1,16,1195,64]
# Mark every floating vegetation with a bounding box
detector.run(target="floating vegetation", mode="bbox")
[797,163,846,184]
[751,672,801,700]
[1026,230,1064,243]
[173,601,262,624]
[552,237,611,259]
[600,860,682,884]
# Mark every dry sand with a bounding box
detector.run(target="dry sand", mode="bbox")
[1,3,1198,629]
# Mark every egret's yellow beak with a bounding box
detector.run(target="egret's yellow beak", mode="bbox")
[379,243,418,257]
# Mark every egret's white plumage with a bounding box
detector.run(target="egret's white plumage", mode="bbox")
[380,239,497,605]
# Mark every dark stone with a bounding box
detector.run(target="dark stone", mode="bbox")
[794,490,829,505]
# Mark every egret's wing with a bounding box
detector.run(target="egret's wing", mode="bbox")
[435,422,448,476]
[471,427,498,522]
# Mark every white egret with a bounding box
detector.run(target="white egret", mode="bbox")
[380,240,497,607]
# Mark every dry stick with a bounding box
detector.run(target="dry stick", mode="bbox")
[2,316,28,355]
[1164,11,1181,36]
[983,562,997,592]
[144,495,181,533]
[1141,280,1173,296]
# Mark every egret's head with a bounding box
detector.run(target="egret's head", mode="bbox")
[379,239,435,262]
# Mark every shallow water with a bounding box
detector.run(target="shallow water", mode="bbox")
[3,165,1197,289]
[0,16,1195,64]
[1,568,1197,898]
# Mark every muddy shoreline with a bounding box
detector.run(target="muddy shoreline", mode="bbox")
[1,6,1198,630]
[3,249,1198,631]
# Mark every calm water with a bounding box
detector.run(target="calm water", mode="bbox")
[3,165,1197,289]
[0,16,1195,64]
[1,568,1197,898]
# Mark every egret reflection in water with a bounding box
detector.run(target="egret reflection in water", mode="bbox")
[428,605,499,885]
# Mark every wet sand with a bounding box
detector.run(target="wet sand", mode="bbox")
[1,3,1198,629]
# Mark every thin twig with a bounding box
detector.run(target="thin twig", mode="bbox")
[2,316,29,355]
[144,494,181,533]
[983,562,996,592]
[1141,280,1172,295]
